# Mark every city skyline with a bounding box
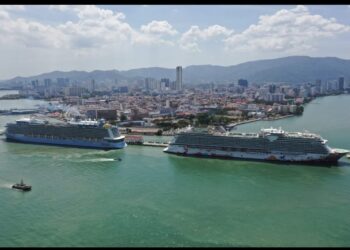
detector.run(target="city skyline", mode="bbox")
[0,5,350,80]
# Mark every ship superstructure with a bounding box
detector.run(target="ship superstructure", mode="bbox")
[5,117,126,150]
[164,127,348,164]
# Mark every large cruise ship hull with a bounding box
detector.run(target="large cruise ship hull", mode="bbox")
[163,145,346,164]
[6,133,127,150]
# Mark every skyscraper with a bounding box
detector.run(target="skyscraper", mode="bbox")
[238,79,248,88]
[89,79,96,93]
[339,77,345,91]
[176,66,182,91]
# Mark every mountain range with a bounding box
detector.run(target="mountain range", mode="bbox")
[1,56,349,87]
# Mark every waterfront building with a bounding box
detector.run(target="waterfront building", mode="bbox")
[289,104,297,113]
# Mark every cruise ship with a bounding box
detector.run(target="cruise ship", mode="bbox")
[163,127,348,164]
[5,117,126,150]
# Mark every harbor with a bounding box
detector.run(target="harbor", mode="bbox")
[1,92,350,247]
[0,108,39,115]
[124,135,169,147]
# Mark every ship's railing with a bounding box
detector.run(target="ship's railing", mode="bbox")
[28,133,107,142]
[228,132,259,137]
[285,132,322,139]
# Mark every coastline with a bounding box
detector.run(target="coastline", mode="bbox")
[232,114,295,129]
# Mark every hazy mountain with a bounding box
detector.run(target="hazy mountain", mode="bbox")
[1,56,350,87]
[183,56,350,84]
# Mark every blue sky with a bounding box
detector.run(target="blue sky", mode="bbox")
[0,5,349,80]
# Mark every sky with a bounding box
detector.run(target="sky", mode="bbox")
[0,4,350,80]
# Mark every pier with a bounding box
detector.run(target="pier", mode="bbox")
[226,118,262,130]
[143,142,169,147]
[124,135,168,147]
[0,108,39,115]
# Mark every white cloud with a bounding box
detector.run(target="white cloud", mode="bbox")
[224,5,350,52]
[0,9,68,48]
[57,6,132,49]
[140,20,178,36]
[180,25,233,52]
[0,5,25,11]
[0,5,177,49]
[48,5,71,12]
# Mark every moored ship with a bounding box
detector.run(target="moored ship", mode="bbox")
[5,117,126,150]
[163,127,348,164]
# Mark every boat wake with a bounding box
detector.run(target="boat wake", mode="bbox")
[0,183,13,189]
[78,158,116,163]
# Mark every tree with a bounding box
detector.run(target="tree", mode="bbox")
[197,112,211,125]
[120,114,127,121]
[177,119,190,128]
[156,129,163,136]
[296,105,304,115]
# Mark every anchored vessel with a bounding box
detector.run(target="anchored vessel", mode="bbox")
[164,127,348,164]
[5,117,126,150]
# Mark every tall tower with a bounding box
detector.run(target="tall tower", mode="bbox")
[90,79,96,92]
[176,66,182,91]
[339,77,345,91]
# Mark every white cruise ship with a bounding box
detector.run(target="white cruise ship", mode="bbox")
[163,127,348,164]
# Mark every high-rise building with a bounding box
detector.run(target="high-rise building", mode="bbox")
[339,77,345,91]
[160,78,170,87]
[265,93,285,103]
[145,77,157,91]
[268,84,276,93]
[88,79,96,93]
[170,81,176,90]
[176,66,182,91]
[31,79,39,89]
[238,79,248,88]
[44,79,52,87]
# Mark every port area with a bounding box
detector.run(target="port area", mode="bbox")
[0,108,39,115]
[124,135,168,147]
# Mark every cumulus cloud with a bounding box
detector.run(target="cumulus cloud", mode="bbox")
[0,5,176,49]
[224,5,350,52]
[0,5,25,11]
[57,5,132,48]
[180,25,233,52]
[0,9,68,48]
[140,20,178,35]
[48,5,71,12]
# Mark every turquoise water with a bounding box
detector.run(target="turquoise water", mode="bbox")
[0,93,350,247]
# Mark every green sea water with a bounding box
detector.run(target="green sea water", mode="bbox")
[1,93,350,247]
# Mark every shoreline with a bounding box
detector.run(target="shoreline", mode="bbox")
[233,114,296,129]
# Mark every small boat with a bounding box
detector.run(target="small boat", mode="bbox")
[12,179,32,191]
[347,153,350,159]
